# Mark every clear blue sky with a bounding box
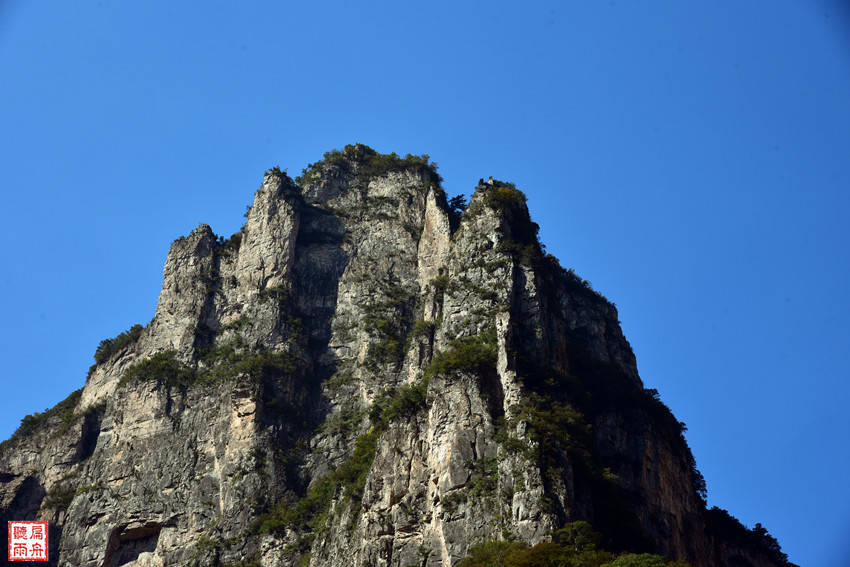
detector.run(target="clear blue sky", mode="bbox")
[1,2,848,565]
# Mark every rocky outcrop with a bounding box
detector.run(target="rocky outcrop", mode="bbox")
[0,145,793,567]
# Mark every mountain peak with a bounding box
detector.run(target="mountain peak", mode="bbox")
[0,147,795,567]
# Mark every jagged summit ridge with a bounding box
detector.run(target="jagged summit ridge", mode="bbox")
[0,145,794,567]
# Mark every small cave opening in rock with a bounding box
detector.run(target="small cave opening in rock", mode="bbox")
[0,476,45,522]
[101,523,161,567]
[77,405,104,461]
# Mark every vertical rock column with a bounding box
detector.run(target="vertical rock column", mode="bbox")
[235,171,300,300]
[146,224,219,357]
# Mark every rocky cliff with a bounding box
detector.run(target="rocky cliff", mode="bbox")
[0,145,794,567]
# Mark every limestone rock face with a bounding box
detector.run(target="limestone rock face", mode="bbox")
[148,224,220,356]
[236,172,300,298]
[0,146,792,567]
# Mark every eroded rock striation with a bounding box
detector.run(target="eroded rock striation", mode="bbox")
[0,145,794,567]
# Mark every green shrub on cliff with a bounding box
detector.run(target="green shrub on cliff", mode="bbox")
[703,507,791,565]
[120,351,195,389]
[448,194,467,230]
[362,278,416,369]
[217,231,242,253]
[368,379,429,426]
[296,143,442,187]
[118,342,297,392]
[0,388,83,451]
[424,328,497,378]
[606,555,690,567]
[89,323,144,377]
[457,522,690,567]
[252,375,431,536]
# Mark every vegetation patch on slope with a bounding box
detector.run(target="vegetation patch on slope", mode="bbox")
[506,356,656,551]
[88,323,144,377]
[43,482,105,511]
[462,179,612,305]
[362,276,417,370]
[458,521,691,567]
[252,426,380,535]
[251,376,432,537]
[118,342,298,392]
[466,180,540,251]
[0,388,83,451]
[264,166,304,200]
[216,231,243,254]
[296,143,442,188]
[703,507,794,566]
[424,327,497,378]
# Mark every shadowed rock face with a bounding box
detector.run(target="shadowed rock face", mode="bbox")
[0,146,792,567]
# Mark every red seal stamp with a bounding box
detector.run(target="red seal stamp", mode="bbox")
[7,521,48,562]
